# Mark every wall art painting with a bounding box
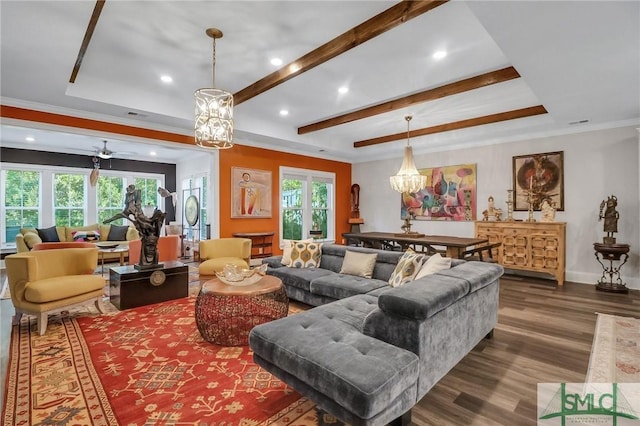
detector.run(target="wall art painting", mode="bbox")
[231,167,272,218]
[400,164,477,221]
[512,151,564,211]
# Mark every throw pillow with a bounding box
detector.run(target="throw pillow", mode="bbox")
[340,250,378,278]
[72,230,101,242]
[388,248,426,287]
[289,241,322,268]
[281,238,313,266]
[107,225,129,241]
[23,232,42,249]
[414,253,451,279]
[36,226,60,243]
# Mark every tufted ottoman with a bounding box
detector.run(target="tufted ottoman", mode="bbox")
[249,295,419,426]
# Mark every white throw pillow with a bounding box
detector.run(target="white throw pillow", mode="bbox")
[290,241,323,268]
[388,248,427,287]
[414,253,451,279]
[340,250,378,278]
[281,238,314,266]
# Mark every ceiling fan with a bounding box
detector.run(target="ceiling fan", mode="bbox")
[94,140,115,159]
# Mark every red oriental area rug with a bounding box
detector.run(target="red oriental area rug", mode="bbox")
[2,296,345,425]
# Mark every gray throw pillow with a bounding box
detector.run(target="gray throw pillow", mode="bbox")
[340,250,378,278]
[107,225,129,241]
[36,226,60,242]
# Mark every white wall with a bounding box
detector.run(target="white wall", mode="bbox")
[353,126,640,289]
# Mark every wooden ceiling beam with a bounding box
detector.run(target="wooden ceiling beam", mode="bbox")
[69,0,106,83]
[299,66,521,134]
[233,0,448,105]
[353,105,548,148]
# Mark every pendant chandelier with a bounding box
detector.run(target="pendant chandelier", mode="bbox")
[389,115,427,194]
[194,28,234,149]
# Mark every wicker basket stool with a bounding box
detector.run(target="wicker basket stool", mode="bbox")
[195,275,288,346]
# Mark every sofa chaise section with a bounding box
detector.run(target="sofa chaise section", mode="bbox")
[250,295,420,426]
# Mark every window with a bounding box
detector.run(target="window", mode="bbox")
[2,169,40,243]
[134,177,160,209]
[54,173,86,226]
[181,174,208,240]
[97,176,125,225]
[0,163,165,246]
[200,176,208,239]
[280,167,334,243]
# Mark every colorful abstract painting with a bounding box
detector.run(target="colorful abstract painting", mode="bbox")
[231,167,272,218]
[400,164,477,221]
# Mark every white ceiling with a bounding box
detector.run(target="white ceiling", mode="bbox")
[1,1,638,164]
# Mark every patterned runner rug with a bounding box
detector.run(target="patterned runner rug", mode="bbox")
[586,313,640,383]
[2,296,344,425]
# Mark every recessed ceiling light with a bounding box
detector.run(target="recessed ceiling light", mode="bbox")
[25,136,35,142]
[279,110,289,116]
[270,58,283,66]
[338,86,349,94]
[150,151,157,156]
[160,75,173,83]
[432,50,447,60]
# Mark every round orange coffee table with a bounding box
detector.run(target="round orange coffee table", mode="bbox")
[195,275,288,346]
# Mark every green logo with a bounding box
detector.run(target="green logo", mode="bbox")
[538,383,640,425]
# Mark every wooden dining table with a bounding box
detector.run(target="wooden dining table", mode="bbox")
[342,231,489,259]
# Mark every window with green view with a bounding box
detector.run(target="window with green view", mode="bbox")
[54,173,86,226]
[134,177,160,210]
[280,167,334,243]
[282,177,303,240]
[2,169,40,242]
[97,176,125,225]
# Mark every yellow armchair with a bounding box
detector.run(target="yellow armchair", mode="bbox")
[198,238,251,275]
[5,248,106,335]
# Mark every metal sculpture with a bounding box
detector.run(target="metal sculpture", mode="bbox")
[104,184,166,270]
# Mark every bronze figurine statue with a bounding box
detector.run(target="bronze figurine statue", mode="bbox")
[401,211,415,234]
[350,183,360,219]
[598,195,619,244]
[104,184,166,270]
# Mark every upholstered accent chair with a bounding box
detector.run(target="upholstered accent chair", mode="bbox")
[5,247,106,335]
[198,238,251,275]
[128,235,181,265]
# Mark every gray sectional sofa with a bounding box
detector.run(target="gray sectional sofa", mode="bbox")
[250,244,504,426]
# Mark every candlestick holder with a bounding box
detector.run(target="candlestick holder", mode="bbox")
[525,190,536,222]
[505,190,515,221]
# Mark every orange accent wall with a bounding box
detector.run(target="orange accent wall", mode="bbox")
[219,145,351,254]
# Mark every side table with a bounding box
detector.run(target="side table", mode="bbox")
[232,232,274,259]
[98,246,129,275]
[593,243,631,294]
[195,275,288,346]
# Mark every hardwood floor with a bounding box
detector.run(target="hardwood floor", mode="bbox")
[0,273,638,425]
[412,276,640,425]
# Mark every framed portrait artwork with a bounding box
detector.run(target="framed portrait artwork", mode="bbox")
[231,167,272,218]
[512,151,564,211]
